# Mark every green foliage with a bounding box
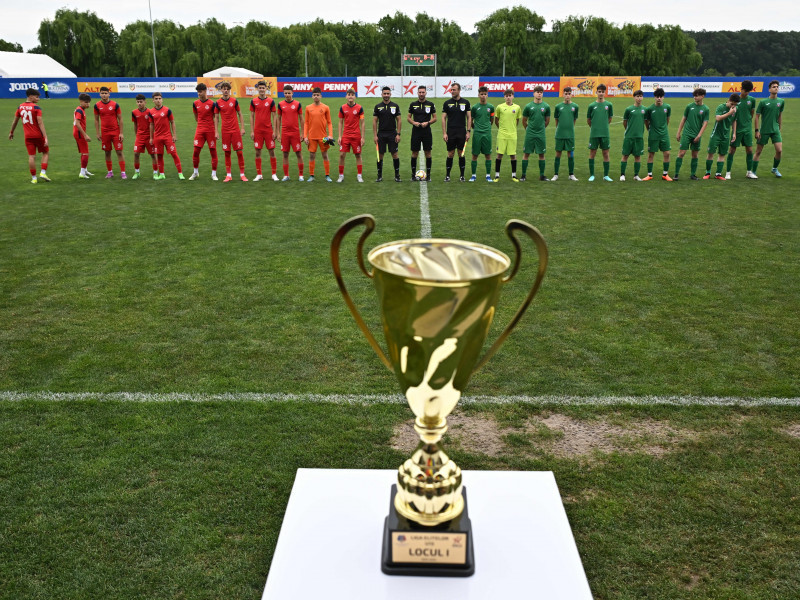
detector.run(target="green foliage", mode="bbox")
[36,9,119,76]
[688,30,800,76]
[0,38,23,52]
[475,7,547,74]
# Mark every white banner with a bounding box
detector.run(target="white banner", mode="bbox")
[357,77,402,98]
[119,81,199,94]
[641,80,723,94]
[358,76,481,99]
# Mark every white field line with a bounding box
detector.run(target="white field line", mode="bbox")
[419,180,431,238]
[1,392,798,406]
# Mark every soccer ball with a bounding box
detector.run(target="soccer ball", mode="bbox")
[416,170,427,181]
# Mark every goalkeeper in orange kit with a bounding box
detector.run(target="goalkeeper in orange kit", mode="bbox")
[303,87,334,181]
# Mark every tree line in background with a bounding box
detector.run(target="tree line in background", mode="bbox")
[2,7,799,78]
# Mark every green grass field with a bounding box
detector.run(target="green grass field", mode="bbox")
[1,95,799,599]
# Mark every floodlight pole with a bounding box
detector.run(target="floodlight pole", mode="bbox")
[148,0,159,78]
[502,46,506,77]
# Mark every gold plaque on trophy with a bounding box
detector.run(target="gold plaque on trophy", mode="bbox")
[331,215,548,576]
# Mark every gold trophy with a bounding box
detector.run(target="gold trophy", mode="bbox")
[331,215,548,577]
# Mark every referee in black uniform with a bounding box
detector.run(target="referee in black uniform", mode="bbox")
[372,86,402,182]
[408,85,437,181]
[441,82,471,181]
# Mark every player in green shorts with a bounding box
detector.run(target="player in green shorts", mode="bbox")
[587,83,613,181]
[469,86,495,182]
[552,86,579,181]
[643,88,672,181]
[703,93,740,180]
[620,89,646,181]
[674,88,710,180]
[726,80,757,179]
[493,88,521,182]
[521,85,550,181]
[753,80,785,178]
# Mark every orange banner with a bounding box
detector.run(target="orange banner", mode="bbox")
[560,76,642,97]
[723,81,764,94]
[196,77,278,99]
[78,81,119,94]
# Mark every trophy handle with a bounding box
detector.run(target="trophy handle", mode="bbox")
[331,214,393,370]
[474,219,548,372]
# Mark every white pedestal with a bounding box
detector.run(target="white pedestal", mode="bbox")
[262,469,592,599]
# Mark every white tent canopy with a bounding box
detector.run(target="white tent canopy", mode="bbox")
[202,66,263,78]
[0,51,76,78]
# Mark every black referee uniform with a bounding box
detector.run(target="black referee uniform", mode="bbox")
[442,97,471,179]
[373,100,401,181]
[408,99,436,179]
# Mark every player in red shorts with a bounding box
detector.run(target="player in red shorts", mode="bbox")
[276,84,304,181]
[215,81,248,182]
[250,80,278,181]
[147,92,184,180]
[191,82,219,181]
[8,87,50,183]
[94,86,126,179]
[337,87,365,182]
[73,93,93,179]
[131,94,158,180]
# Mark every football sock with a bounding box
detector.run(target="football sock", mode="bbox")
[256,158,262,175]
[193,147,201,168]
[459,157,465,177]
[298,162,304,177]
[726,153,734,172]
[377,160,382,177]
[539,160,546,176]
[357,164,362,175]
[157,155,165,173]
[745,152,753,171]
[134,158,140,170]
[495,158,501,176]
[588,158,595,176]
[411,156,417,175]
[647,161,654,175]
[485,160,491,175]
[675,157,683,176]
[81,155,88,169]
[554,157,561,174]
[225,153,232,173]
[193,168,199,175]
[324,160,330,176]
[426,157,432,177]
[446,157,453,176]
[568,156,575,174]
[106,160,113,172]
[510,160,517,177]
[521,160,529,176]
[774,158,781,169]
[603,161,610,176]
[634,162,641,176]
[339,165,345,175]
[393,158,400,177]
[30,168,36,176]
[752,160,759,173]
[210,149,218,170]
[270,157,277,174]
[706,159,713,173]
[663,162,670,174]
[620,161,627,175]
[119,160,125,173]
[309,160,315,176]
[716,161,723,175]
[172,153,182,173]
[237,151,245,173]
[471,160,477,175]
[690,158,698,175]
[283,163,289,177]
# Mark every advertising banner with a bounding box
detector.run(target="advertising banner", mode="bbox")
[640,77,800,97]
[121,81,199,94]
[479,78,560,96]
[77,81,119,94]
[560,76,642,97]
[277,79,357,97]
[640,79,723,95]
[197,77,278,98]
[357,77,402,98]
[357,76,479,99]
[434,77,479,98]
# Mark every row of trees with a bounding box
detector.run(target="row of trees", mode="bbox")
[3,8,797,78]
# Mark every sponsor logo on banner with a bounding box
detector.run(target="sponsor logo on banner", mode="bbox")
[197,77,278,98]
[46,81,70,95]
[779,81,795,94]
[479,80,560,93]
[124,81,198,93]
[8,82,39,92]
[78,82,119,93]
[277,80,356,93]
[560,77,641,97]
[357,77,401,97]
[723,81,764,93]
[643,80,723,94]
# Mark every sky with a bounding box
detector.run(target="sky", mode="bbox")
[4,1,799,52]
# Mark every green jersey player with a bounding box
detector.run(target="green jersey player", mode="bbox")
[643,88,673,181]
[674,88,710,180]
[586,83,614,181]
[552,86,579,181]
[620,89,646,181]
[704,94,740,180]
[469,86,495,182]
[726,80,757,179]
[753,80,785,177]
[521,85,551,181]
[493,88,521,182]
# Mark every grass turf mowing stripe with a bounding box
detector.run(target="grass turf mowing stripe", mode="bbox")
[419,180,431,237]
[1,392,798,406]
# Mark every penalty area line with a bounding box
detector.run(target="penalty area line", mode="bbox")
[1,392,799,406]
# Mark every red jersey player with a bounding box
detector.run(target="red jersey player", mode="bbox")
[131,93,158,179]
[191,82,219,181]
[249,80,278,181]
[215,81,248,182]
[8,87,50,183]
[73,93,93,179]
[94,86,126,179]
[303,87,333,181]
[337,87,366,182]
[147,92,184,180]
[276,84,304,181]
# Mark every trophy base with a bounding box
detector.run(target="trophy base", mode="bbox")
[381,484,475,577]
